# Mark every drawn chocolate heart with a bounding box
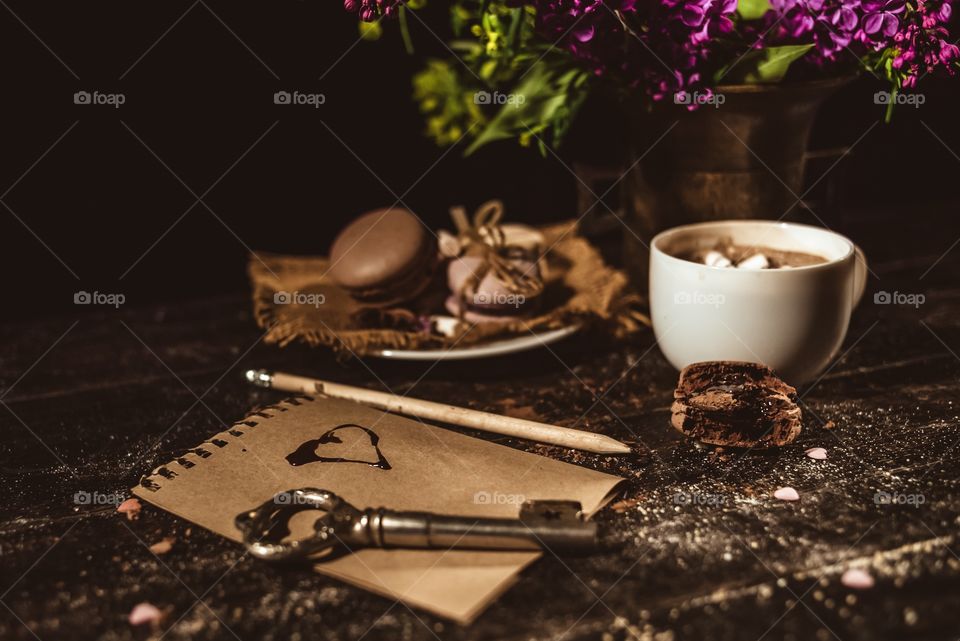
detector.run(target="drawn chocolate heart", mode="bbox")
[285,423,391,470]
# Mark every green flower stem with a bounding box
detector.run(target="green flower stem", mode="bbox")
[507,7,523,56]
[399,6,415,55]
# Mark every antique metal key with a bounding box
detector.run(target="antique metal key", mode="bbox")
[235,488,598,562]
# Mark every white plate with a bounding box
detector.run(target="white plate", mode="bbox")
[370,324,580,361]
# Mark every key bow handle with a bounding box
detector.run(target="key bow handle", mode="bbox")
[234,488,360,561]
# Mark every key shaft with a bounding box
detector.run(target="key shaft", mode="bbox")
[344,500,597,551]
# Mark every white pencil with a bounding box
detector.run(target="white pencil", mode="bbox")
[245,369,632,455]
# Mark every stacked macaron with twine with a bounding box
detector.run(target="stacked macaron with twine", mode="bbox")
[328,201,545,325]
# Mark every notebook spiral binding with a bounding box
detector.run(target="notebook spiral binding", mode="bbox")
[138,395,315,492]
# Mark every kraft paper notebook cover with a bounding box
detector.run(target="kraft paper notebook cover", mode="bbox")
[133,395,623,624]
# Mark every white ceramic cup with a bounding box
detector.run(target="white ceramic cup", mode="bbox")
[649,220,868,385]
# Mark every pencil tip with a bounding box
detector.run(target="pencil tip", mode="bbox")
[600,439,633,455]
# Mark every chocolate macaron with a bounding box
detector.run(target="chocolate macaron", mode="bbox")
[670,361,802,448]
[445,254,542,324]
[329,207,438,307]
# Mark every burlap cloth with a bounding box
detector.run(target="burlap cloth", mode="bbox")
[249,221,648,355]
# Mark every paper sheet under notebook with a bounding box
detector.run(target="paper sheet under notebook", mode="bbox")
[133,395,623,624]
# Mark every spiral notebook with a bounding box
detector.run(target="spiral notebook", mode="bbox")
[132,394,623,623]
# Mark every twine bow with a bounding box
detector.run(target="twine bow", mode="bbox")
[446,200,543,313]
[449,199,507,251]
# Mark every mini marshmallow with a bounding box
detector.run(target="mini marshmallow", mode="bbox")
[736,253,770,270]
[704,250,732,268]
[432,315,460,337]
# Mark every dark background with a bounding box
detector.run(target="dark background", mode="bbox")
[2,0,958,319]
[4,6,960,640]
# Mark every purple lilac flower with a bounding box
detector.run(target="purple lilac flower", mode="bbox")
[764,0,865,61]
[533,0,954,94]
[644,0,738,98]
[861,0,906,39]
[769,0,818,37]
[344,0,403,22]
[531,1,637,74]
[530,0,737,101]
[343,0,956,106]
[830,1,861,33]
[669,0,737,44]
[888,0,958,87]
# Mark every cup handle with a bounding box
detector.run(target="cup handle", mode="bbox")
[853,245,868,307]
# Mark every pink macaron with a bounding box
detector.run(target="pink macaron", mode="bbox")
[445,255,542,324]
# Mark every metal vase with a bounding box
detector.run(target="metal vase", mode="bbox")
[621,77,849,287]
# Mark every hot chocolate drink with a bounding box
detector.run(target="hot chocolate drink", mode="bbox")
[678,237,828,270]
[651,220,867,383]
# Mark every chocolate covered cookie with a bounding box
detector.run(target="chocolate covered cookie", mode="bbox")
[670,361,801,448]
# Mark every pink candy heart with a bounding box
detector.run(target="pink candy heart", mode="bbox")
[116,498,142,521]
[841,568,875,589]
[128,602,162,626]
[774,486,800,501]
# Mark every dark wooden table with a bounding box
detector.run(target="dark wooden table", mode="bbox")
[3,204,960,641]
